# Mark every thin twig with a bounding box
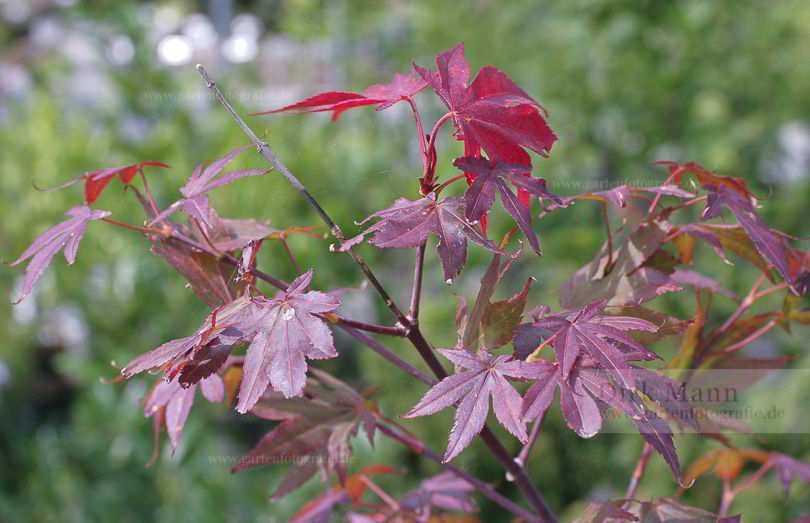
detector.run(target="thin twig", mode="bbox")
[646,168,680,217]
[170,229,290,291]
[279,236,300,275]
[405,97,429,175]
[517,418,544,467]
[196,67,338,237]
[426,111,455,158]
[658,195,709,217]
[358,475,400,511]
[718,477,734,517]
[729,461,771,497]
[138,169,161,216]
[602,201,614,271]
[526,331,560,362]
[721,319,778,354]
[330,316,407,337]
[476,427,556,521]
[717,274,766,334]
[409,242,426,323]
[102,218,167,236]
[753,281,789,301]
[434,173,468,195]
[377,423,540,522]
[340,326,437,386]
[770,229,810,242]
[625,442,653,499]
[191,217,225,257]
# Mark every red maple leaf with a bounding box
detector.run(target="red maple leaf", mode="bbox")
[253,71,427,120]
[36,161,170,204]
[414,43,557,205]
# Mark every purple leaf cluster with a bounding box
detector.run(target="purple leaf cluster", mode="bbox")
[149,145,267,227]
[8,205,111,303]
[341,193,504,282]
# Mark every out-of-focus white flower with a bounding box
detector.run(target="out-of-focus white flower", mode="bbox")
[0,63,31,99]
[107,35,135,66]
[157,34,192,66]
[183,13,218,50]
[222,34,258,63]
[61,32,101,66]
[0,360,10,391]
[231,13,263,39]
[2,0,30,24]
[31,16,65,49]
[39,304,89,355]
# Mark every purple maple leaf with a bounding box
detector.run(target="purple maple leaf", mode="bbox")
[532,299,659,390]
[403,349,527,462]
[576,367,680,479]
[121,295,253,383]
[234,269,340,411]
[149,145,267,228]
[452,156,562,254]
[399,471,478,516]
[701,184,794,291]
[144,374,224,449]
[520,360,681,479]
[8,205,111,304]
[765,453,810,496]
[340,193,505,283]
[235,369,377,494]
[254,71,427,120]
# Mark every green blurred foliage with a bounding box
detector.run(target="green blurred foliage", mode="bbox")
[1,0,810,521]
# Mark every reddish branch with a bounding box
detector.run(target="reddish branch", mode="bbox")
[625,443,653,499]
[377,423,540,522]
[409,242,426,323]
[196,65,558,523]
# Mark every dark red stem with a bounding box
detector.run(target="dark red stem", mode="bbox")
[434,173,469,195]
[408,242,426,323]
[101,218,167,236]
[279,237,300,275]
[341,327,437,386]
[331,316,407,337]
[377,423,540,522]
[138,169,161,216]
[427,111,456,156]
[625,442,653,499]
[405,97,429,175]
[420,111,456,191]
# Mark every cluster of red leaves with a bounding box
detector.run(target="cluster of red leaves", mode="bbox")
[36,160,170,204]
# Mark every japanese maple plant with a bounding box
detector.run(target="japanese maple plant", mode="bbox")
[9,43,810,522]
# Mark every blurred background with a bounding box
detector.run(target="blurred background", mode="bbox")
[1,0,810,521]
